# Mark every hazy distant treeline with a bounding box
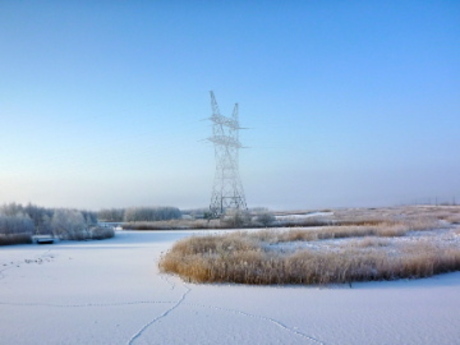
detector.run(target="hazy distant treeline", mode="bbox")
[98,206,182,222]
[0,203,101,244]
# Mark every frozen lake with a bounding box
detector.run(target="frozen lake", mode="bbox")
[1,229,459,345]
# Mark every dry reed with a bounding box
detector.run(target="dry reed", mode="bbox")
[159,224,460,285]
[0,233,32,246]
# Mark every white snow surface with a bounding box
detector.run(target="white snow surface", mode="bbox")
[275,211,334,220]
[1,229,459,345]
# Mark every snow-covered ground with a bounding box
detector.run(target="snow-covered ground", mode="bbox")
[275,211,334,221]
[1,229,459,345]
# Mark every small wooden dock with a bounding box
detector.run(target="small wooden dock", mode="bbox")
[32,235,56,244]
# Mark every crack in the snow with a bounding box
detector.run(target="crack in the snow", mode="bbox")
[127,284,191,345]
[184,303,327,345]
[159,273,176,291]
[1,251,325,345]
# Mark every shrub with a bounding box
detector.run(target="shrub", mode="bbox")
[221,210,251,228]
[90,226,115,240]
[254,212,276,227]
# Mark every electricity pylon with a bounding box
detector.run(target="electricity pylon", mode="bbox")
[207,91,247,217]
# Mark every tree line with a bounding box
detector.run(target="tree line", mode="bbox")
[98,206,182,222]
[0,203,102,244]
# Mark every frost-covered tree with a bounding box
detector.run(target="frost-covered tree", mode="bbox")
[81,210,98,225]
[1,203,54,233]
[0,213,35,235]
[51,209,88,240]
[37,214,53,235]
[0,203,111,244]
[0,203,24,216]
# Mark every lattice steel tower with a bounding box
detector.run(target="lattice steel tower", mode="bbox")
[207,91,247,217]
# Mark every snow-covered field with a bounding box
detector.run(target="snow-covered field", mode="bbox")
[1,229,459,345]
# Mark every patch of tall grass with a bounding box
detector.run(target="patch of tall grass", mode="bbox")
[159,226,460,285]
[0,233,32,246]
[245,220,439,244]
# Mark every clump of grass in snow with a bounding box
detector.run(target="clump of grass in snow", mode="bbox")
[0,233,32,246]
[159,225,460,285]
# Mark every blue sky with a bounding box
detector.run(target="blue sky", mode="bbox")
[0,1,459,210]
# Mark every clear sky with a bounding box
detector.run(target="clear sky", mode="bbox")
[1,1,459,211]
